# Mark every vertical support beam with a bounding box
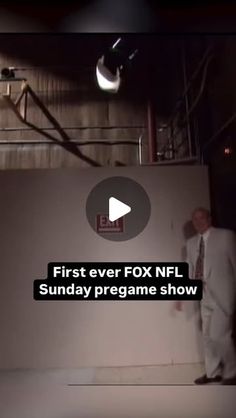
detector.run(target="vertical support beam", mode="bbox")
[6,83,11,96]
[147,99,157,163]
[20,90,27,120]
[181,41,192,158]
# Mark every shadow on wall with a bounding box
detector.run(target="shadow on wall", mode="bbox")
[183,220,196,241]
[180,220,196,262]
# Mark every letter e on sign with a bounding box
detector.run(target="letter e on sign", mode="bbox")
[96,214,124,233]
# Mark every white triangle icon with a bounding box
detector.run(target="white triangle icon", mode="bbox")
[109,197,131,222]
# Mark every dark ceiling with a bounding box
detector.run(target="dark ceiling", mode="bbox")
[0,1,236,32]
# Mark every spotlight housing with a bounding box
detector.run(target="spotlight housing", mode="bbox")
[96,55,121,93]
[96,38,138,93]
[0,67,15,80]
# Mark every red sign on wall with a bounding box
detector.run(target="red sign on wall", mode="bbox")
[96,214,124,233]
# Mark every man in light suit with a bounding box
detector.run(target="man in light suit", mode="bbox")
[177,207,236,384]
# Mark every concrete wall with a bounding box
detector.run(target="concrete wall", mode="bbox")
[0,166,209,368]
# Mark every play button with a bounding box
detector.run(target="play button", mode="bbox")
[109,197,131,222]
[86,176,151,241]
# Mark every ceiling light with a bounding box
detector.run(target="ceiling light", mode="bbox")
[96,37,138,93]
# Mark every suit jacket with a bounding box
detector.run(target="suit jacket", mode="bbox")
[186,227,236,316]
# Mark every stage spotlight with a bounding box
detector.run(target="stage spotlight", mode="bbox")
[0,67,15,79]
[96,55,121,93]
[96,38,138,93]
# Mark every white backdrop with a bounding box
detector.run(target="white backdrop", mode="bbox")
[0,166,209,368]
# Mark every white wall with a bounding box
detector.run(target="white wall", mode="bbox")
[0,166,209,368]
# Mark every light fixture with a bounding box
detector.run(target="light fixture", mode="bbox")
[0,67,15,80]
[96,55,121,93]
[96,38,138,93]
[224,147,233,155]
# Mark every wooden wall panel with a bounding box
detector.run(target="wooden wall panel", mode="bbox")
[0,49,146,168]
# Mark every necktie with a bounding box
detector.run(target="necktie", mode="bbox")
[195,236,204,279]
